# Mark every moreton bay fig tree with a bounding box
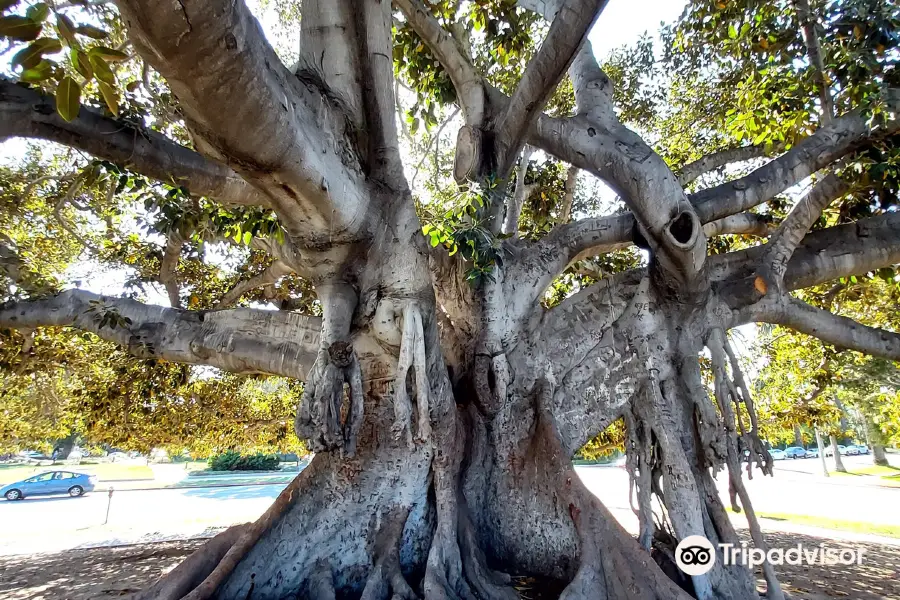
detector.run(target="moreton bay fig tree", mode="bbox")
[1,0,898,598]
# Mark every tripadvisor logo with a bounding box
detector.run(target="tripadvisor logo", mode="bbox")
[675,535,716,575]
[675,535,867,576]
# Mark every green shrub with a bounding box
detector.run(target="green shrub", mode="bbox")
[208,451,280,471]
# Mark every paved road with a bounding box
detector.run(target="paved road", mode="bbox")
[1,456,896,555]
[578,454,900,533]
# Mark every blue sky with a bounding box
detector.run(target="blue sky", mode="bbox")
[590,0,686,57]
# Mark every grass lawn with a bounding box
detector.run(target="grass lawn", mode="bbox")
[746,511,900,539]
[0,462,154,484]
[829,463,900,487]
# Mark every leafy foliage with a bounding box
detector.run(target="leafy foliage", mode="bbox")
[208,450,281,472]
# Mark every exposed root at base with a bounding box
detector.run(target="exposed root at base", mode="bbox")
[361,507,418,600]
[132,467,307,600]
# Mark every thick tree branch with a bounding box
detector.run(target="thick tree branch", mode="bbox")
[714,211,900,306]
[702,213,772,238]
[355,0,405,184]
[738,296,900,361]
[677,145,766,186]
[117,0,369,238]
[0,80,267,208]
[494,0,608,174]
[504,212,632,310]
[756,174,849,292]
[394,0,484,125]
[0,290,322,377]
[158,231,183,309]
[793,0,834,124]
[558,166,579,224]
[501,145,535,235]
[216,261,293,309]
[508,208,770,312]
[525,109,706,280]
[692,109,897,223]
[297,0,365,129]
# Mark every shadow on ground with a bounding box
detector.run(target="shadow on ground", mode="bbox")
[0,531,897,599]
[758,531,900,600]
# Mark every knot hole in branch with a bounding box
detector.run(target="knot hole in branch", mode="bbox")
[666,211,699,248]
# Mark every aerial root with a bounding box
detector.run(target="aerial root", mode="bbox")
[624,407,656,550]
[295,341,365,457]
[390,303,432,450]
[708,329,786,600]
[458,509,516,600]
[135,472,305,600]
[361,507,418,600]
[308,559,337,600]
[131,524,250,600]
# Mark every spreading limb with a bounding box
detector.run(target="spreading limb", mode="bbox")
[215,260,293,309]
[494,0,609,174]
[692,108,898,223]
[502,145,535,235]
[0,290,321,377]
[755,174,849,294]
[0,81,267,209]
[736,295,900,361]
[393,0,484,125]
[677,145,767,187]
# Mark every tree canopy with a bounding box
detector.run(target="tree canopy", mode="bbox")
[0,0,898,599]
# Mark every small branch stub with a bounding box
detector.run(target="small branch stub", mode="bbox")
[453,126,481,184]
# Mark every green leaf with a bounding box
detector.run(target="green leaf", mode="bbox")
[75,24,107,39]
[97,80,118,117]
[88,46,128,62]
[89,53,115,84]
[55,14,77,46]
[55,76,81,122]
[242,231,252,245]
[25,2,48,22]
[20,59,53,82]
[72,48,93,80]
[727,24,737,39]
[0,15,42,40]
[11,37,61,69]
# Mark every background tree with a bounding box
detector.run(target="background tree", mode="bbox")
[0,1,898,600]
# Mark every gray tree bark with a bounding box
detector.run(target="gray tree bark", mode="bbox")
[1,1,899,599]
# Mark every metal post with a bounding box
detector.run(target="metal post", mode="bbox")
[104,487,114,525]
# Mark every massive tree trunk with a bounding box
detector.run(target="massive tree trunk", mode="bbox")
[2,0,900,599]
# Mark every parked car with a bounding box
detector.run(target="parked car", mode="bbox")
[845,445,860,456]
[784,446,807,459]
[853,445,870,455]
[824,445,848,456]
[805,447,820,458]
[18,450,51,461]
[1,471,96,500]
[770,449,787,461]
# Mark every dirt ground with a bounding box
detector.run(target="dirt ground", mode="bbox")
[0,531,897,599]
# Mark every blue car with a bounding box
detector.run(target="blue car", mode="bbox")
[784,446,807,459]
[1,471,97,500]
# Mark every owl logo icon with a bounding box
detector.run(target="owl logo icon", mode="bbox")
[675,535,716,576]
